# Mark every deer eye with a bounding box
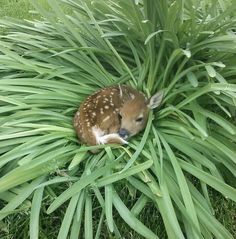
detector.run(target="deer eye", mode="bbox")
[135,117,143,123]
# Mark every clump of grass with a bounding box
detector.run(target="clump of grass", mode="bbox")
[0,0,236,238]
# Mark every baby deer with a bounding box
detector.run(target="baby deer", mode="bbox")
[74,85,163,148]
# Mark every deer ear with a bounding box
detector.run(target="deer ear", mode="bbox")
[148,91,163,109]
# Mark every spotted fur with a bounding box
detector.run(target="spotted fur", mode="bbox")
[73,85,163,148]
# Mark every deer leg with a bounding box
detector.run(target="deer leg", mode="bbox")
[89,132,127,153]
[99,133,128,145]
[91,126,127,145]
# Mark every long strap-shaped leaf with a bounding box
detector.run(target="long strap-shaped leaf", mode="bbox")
[112,189,159,239]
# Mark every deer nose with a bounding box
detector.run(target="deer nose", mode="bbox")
[118,128,129,139]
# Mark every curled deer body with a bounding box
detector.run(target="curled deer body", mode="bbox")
[74,85,163,147]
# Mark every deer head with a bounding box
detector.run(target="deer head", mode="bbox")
[118,89,163,139]
[74,85,163,147]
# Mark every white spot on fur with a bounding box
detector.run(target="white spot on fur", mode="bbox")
[119,85,123,97]
[102,116,110,122]
[104,105,109,109]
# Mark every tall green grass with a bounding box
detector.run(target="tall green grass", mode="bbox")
[0,0,236,238]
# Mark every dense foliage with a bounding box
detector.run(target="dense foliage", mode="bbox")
[0,0,236,238]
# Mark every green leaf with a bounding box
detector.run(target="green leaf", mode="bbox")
[180,160,236,202]
[47,159,119,213]
[68,151,87,170]
[159,133,201,236]
[0,177,45,221]
[58,194,80,239]
[121,111,153,172]
[84,192,93,239]
[187,71,198,87]
[113,190,159,239]
[30,187,44,239]
[205,65,216,77]
[96,160,153,187]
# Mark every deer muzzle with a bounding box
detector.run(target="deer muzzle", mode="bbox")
[118,128,130,139]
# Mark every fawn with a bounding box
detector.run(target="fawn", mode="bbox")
[74,85,163,148]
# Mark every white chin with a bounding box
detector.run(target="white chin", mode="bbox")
[123,135,129,140]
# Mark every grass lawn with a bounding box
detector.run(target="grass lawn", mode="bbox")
[0,0,35,20]
[0,0,235,238]
[0,0,48,20]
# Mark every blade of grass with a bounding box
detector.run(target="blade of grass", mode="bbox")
[84,192,93,239]
[158,132,201,237]
[58,194,80,239]
[30,187,44,239]
[120,111,153,172]
[113,189,159,239]
[0,176,45,221]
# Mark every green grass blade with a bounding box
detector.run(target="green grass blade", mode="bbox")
[180,159,236,202]
[57,194,80,239]
[121,111,153,172]
[0,176,45,221]
[30,187,44,239]
[84,192,93,239]
[113,189,159,239]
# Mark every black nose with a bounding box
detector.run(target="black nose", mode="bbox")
[118,128,129,139]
